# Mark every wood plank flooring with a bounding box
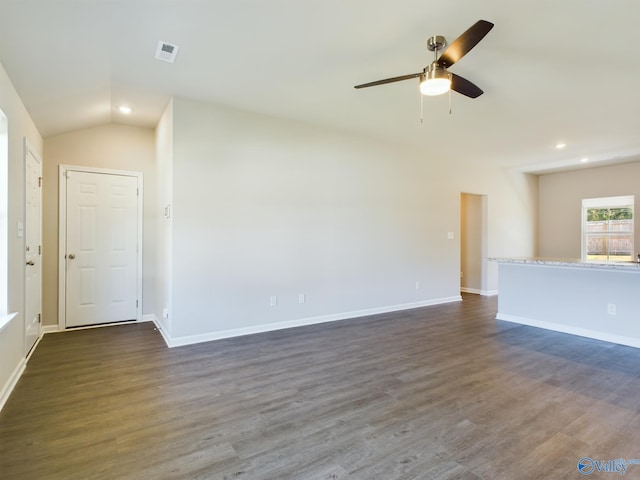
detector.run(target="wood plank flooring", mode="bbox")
[3,294,640,479]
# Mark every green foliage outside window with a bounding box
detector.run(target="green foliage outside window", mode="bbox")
[586,207,633,222]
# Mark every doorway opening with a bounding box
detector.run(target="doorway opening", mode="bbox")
[460,193,489,295]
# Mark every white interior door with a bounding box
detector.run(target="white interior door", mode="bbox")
[64,170,140,327]
[24,141,42,354]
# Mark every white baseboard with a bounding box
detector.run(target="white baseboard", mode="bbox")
[461,287,498,296]
[164,296,462,348]
[0,296,460,409]
[41,325,59,335]
[0,324,60,412]
[151,319,172,348]
[0,358,26,412]
[144,314,174,347]
[496,312,640,349]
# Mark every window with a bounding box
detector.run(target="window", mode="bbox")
[0,108,7,317]
[582,195,634,262]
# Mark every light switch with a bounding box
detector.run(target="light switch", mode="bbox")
[17,222,24,238]
[447,232,454,240]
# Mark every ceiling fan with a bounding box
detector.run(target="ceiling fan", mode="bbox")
[354,20,494,99]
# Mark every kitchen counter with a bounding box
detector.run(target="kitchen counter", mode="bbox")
[489,257,640,348]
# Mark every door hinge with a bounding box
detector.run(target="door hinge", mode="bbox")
[136,300,139,308]
[37,313,41,324]
[38,177,43,187]
[38,245,41,255]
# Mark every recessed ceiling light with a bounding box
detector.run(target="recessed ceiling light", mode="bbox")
[118,106,132,115]
[555,143,567,149]
[581,157,589,163]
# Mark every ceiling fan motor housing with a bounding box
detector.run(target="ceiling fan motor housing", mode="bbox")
[427,35,447,52]
[424,62,449,78]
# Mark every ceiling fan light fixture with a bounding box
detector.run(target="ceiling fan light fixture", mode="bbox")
[353,20,493,99]
[420,66,451,96]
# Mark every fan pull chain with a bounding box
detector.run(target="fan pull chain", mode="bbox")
[448,83,452,115]
[420,92,424,123]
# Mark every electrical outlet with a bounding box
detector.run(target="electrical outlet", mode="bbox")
[415,281,420,290]
[607,303,616,315]
[270,295,278,307]
[298,293,306,304]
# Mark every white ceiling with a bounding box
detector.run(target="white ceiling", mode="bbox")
[1,0,640,173]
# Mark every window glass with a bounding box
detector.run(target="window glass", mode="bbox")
[0,109,7,314]
[582,196,634,262]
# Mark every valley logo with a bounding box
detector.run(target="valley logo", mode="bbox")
[578,457,640,475]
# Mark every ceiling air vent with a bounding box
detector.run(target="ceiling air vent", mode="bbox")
[155,41,179,63]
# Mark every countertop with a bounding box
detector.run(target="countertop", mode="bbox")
[488,256,640,272]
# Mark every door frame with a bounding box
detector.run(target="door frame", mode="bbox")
[24,137,42,355]
[58,165,143,330]
[460,192,489,295]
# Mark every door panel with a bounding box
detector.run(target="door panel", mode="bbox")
[24,145,41,354]
[65,171,138,327]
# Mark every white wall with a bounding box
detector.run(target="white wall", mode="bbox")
[539,161,640,258]
[170,98,459,339]
[457,168,538,294]
[155,99,173,336]
[42,124,157,327]
[164,97,538,342]
[0,60,43,405]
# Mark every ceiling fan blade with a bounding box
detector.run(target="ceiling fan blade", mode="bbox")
[437,20,494,69]
[354,73,422,89]
[450,73,483,98]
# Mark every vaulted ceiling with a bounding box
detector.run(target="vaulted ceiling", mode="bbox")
[1,0,639,173]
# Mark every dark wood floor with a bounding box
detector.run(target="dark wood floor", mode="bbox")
[2,294,640,479]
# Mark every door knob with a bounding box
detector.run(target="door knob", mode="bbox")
[26,260,35,266]
[68,253,76,260]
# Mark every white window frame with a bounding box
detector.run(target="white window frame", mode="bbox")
[0,109,17,333]
[0,109,10,331]
[581,195,634,262]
